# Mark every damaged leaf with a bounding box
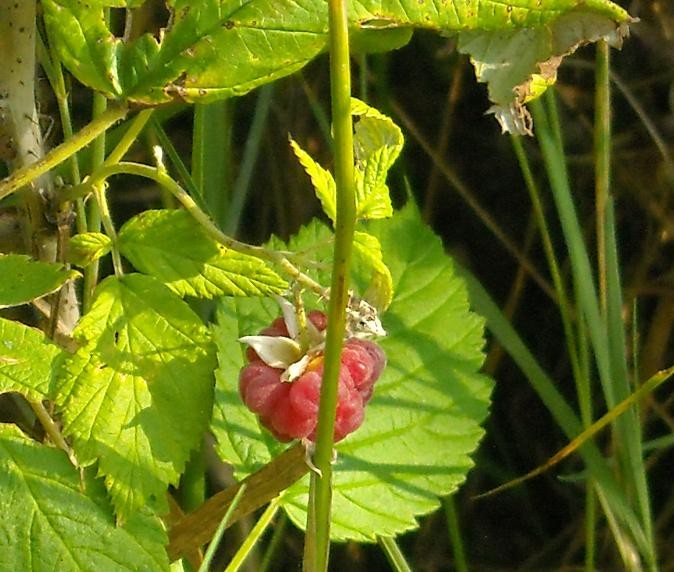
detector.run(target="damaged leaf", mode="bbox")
[43,0,632,132]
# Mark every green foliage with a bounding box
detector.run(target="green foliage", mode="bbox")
[68,232,112,267]
[0,318,61,401]
[118,209,287,298]
[352,230,394,312]
[211,205,492,540]
[291,98,397,308]
[54,273,216,521]
[0,424,168,571]
[0,0,646,568]
[0,254,79,308]
[351,98,400,220]
[42,0,630,132]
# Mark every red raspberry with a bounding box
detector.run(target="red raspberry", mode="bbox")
[239,362,287,417]
[267,398,316,441]
[307,309,328,331]
[305,365,364,442]
[270,316,290,336]
[340,339,386,402]
[359,339,387,381]
[239,310,385,443]
[288,370,322,418]
[333,385,365,442]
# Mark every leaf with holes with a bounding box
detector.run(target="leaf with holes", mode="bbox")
[211,204,493,540]
[118,209,287,299]
[55,273,215,522]
[0,424,168,571]
[43,0,630,131]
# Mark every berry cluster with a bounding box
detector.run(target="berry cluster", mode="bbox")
[239,310,386,443]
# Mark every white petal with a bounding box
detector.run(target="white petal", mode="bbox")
[239,335,302,369]
[282,354,312,382]
[273,294,300,339]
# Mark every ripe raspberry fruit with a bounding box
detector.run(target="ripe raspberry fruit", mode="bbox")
[239,308,386,443]
[238,361,287,418]
[340,339,387,402]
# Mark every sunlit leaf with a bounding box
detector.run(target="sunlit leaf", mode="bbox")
[0,318,61,401]
[291,99,399,224]
[457,9,631,134]
[118,209,287,299]
[352,231,393,311]
[289,138,337,224]
[211,204,492,540]
[351,98,399,220]
[43,0,631,131]
[55,273,215,521]
[68,232,112,267]
[0,254,79,309]
[0,424,168,571]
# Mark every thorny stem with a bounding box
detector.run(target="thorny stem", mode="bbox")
[63,161,327,295]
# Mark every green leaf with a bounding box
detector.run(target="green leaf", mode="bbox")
[352,231,393,311]
[291,99,399,224]
[68,232,113,267]
[118,209,287,299]
[351,98,400,220]
[211,205,493,540]
[0,424,168,572]
[289,138,337,224]
[0,254,80,309]
[42,0,122,97]
[55,273,215,521]
[43,0,630,133]
[85,0,145,5]
[0,318,61,401]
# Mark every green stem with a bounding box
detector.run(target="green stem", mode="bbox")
[510,135,581,381]
[224,497,281,572]
[226,84,275,235]
[444,496,469,572]
[259,512,288,572]
[65,162,326,295]
[586,40,611,572]
[106,109,154,166]
[29,400,77,466]
[595,41,610,314]
[377,536,413,572]
[0,105,128,206]
[83,91,109,308]
[199,484,248,572]
[305,1,356,571]
[92,184,124,276]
